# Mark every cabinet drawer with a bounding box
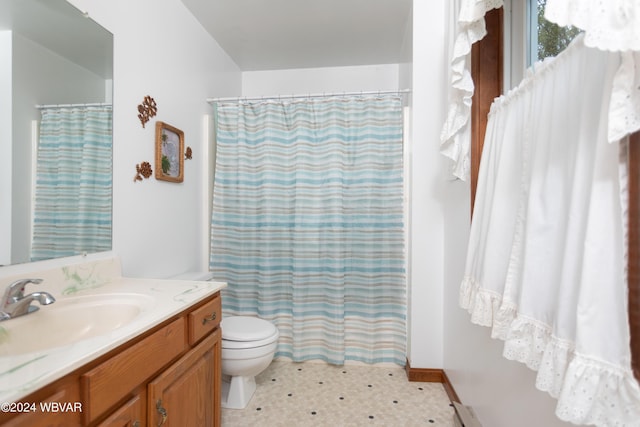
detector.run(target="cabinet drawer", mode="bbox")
[81,318,186,424]
[188,294,221,345]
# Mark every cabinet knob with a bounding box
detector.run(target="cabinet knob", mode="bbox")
[202,312,217,325]
[156,399,168,426]
[133,422,140,427]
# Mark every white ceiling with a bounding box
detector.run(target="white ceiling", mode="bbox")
[180,0,412,71]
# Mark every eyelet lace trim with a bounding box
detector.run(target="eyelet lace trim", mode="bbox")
[545,0,640,52]
[460,276,640,426]
[443,0,640,181]
[608,52,640,143]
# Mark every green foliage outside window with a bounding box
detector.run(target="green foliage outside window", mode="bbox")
[536,0,582,60]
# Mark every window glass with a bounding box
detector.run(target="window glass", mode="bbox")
[530,0,581,63]
[506,0,583,89]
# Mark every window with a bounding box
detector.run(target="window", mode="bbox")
[503,0,581,91]
[533,0,581,63]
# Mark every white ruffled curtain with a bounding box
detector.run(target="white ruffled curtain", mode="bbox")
[545,0,640,51]
[545,0,640,144]
[441,0,640,180]
[445,1,640,425]
[441,0,505,181]
[464,35,640,426]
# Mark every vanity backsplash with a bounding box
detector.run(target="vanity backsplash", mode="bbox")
[0,252,121,296]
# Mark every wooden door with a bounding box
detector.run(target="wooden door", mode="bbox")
[148,329,221,427]
[97,393,145,427]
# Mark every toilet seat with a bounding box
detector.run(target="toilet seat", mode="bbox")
[222,316,279,349]
[222,330,279,349]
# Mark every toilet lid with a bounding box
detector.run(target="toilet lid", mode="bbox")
[221,316,278,342]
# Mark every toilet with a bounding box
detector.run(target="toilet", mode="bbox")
[221,316,279,409]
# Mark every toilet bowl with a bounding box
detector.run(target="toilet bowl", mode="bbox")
[221,316,279,409]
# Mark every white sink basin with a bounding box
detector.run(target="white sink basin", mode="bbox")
[0,293,155,356]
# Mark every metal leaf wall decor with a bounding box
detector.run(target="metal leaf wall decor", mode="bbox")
[137,96,157,128]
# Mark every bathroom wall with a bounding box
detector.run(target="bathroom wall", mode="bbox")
[242,64,400,96]
[407,0,449,369]
[65,0,242,278]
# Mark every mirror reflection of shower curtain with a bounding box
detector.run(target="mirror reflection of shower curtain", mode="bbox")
[31,105,112,261]
[210,95,406,365]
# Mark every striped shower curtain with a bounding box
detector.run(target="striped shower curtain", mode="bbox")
[31,106,112,261]
[210,95,406,365]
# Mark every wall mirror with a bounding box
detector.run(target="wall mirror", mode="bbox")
[0,0,113,266]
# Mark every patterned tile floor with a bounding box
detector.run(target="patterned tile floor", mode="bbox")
[221,360,455,426]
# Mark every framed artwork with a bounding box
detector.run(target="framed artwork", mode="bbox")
[155,121,184,183]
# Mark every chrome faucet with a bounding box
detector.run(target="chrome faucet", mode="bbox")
[0,279,55,321]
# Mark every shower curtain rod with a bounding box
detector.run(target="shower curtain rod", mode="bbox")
[35,102,112,109]
[207,89,411,104]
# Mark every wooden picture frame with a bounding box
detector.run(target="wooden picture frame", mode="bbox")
[155,121,184,183]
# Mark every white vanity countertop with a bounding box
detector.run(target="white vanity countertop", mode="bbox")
[0,276,226,403]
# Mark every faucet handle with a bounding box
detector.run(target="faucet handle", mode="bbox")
[3,278,43,302]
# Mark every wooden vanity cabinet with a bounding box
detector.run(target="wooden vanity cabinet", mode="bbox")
[0,292,221,427]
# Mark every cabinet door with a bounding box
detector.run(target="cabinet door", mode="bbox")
[97,393,144,427]
[148,329,221,427]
